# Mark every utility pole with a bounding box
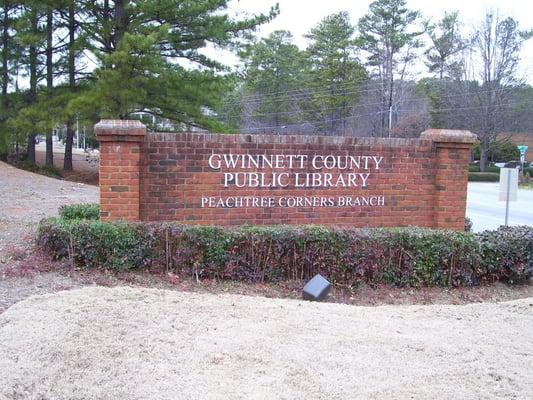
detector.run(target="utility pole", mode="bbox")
[388,106,392,138]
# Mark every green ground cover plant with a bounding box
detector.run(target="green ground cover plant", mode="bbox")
[468,165,501,173]
[468,172,500,182]
[37,204,533,287]
[59,204,100,220]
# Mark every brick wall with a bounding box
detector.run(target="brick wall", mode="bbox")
[95,121,477,230]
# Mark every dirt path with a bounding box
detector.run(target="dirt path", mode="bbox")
[0,161,98,247]
[0,161,98,311]
[0,286,532,400]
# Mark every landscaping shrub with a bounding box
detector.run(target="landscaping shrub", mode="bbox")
[59,203,100,220]
[468,172,500,182]
[477,226,533,284]
[38,218,153,271]
[468,165,500,173]
[38,205,533,286]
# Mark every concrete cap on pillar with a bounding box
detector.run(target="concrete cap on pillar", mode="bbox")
[420,129,478,144]
[95,119,147,142]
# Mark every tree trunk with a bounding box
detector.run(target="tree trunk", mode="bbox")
[64,2,75,171]
[64,118,74,171]
[45,134,53,166]
[113,0,127,48]
[27,9,38,165]
[26,133,36,162]
[45,7,54,167]
[1,6,9,110]
[479,140,489,172]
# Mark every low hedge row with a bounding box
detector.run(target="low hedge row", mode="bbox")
[468,165,501,173]
[468,172,500,182]
[37,211,533,287]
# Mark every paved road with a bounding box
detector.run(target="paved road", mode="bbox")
[466,182,533,232]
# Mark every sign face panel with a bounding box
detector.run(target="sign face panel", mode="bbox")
[130,131,472,229]
[517,145,528,155]
[200,153,386,209]
[499,168,519,202]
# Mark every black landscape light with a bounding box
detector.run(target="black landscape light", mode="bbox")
[302,274,331,301]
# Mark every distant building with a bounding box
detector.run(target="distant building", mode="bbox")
[497,132,533,150]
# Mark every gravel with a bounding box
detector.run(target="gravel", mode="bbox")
[0,161,98,311]
[0,286,532,400]
[0,161,98,248]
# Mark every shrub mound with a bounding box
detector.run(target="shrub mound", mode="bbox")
[59,203,100,220]
[468,172,500,182]
[37,205,533,287]
[468,165,501,174]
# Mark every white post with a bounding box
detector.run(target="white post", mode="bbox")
[388,106,392,138]
[505,168,511,226]
[76,116,79,149]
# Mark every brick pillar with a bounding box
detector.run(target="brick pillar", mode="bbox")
[420,129,478,231]
[95,120,146,221]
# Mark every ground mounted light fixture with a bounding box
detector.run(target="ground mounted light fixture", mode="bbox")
[302,274,331,301]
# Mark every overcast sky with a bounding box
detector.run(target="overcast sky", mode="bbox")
[227,0,533,83]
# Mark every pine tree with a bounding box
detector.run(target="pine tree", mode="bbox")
[74,0,278,131]
[0,0,22,155]
[424,11,464,80]
[239,30,304,133]
[358,0,422,136]
[60,0,86,170]
[304,11,366,135]
[16,0,46,164]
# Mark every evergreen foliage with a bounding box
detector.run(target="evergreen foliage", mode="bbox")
[303,12,366,134]
[240,30,304,132]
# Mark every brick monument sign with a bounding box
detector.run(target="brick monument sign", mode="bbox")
[95,120,477,230]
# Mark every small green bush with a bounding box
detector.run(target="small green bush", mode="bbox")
[59,203,100,220]
[38,218,152,271]
[468,172,500,182]
[477,226,533,284]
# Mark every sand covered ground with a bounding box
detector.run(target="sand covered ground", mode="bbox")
[0,286,532,400]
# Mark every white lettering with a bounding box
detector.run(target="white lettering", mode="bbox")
[359,173,370,187]
[208,154,221,169]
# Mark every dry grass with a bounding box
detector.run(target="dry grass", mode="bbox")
[1,286,532,400]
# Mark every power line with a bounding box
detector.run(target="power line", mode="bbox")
[222,82,394,107]
[236,100,533,133]
[221,83,518,109]
[217,86,525,121]
[230,80,386,102]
